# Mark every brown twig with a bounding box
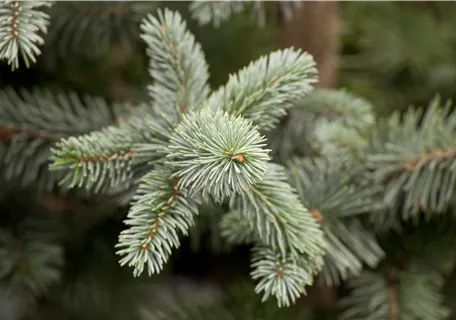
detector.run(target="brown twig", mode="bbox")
[9,1,20,40]
[387,281,398,320]
[310,207,323,224]
[385,145,456,181]
[141,180,179,251]
[74,150,132,164]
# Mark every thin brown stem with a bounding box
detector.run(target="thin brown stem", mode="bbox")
[9,1,20,40]
[141,180,179,251]
[387,281,398,320]
[385,145,456,181]
[74,150,132,164]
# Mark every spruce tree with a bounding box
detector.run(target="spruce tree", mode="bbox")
[1,2,456,320]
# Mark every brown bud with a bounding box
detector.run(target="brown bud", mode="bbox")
[235,154,244,163]
[310,208,323,224]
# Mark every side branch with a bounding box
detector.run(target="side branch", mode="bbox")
[141,180,179,251]
[74,150,132,164]
[386,145,456,180]
[116,168,199,276]
[403,146,456,171]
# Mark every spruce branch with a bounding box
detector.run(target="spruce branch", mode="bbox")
[0,1,52,70]
[298,89,374,130]
[251,246,322,308]
[205,48,318,131]
[320,220,384,287]
[287,157,380,219]
[141,9,210,119]
[340,271,449,320]
[0,216,63,296]
[287,157,384,286]
[368,96,456,219]
[141,281,308,320]
[0,87,114,191]
[189,1,245,27]
[49,112,172,193]
[45,2,156,59]
[229,162,325,258]
[0,87,113,139]
[188,1,301,28]
[314,121,368,157]
[268,89,374,162]
[116,167,199,277]
[167,109,270,202]
[304,89,374,156]
[341,221,456,320]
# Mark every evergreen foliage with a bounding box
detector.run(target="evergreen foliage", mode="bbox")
[341,222,456,320]
[0,214,63,296]
[0,87,116,192]
[167,109,270,201]
[45,2,156,60]
[141,9,210,119]
[0,1,52,70]
[367,97,456,225]
[49,8,322,307]
[206,48,317,131]
[267,89,374,163]
[117,167,199,277]
[287,157,384,286]
[142,282,311,320]
[2,2,456,319]
[189,1,301,28]
[0,1,289,71]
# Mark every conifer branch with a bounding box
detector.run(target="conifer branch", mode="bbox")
[298,89,374,130]
[0,216,63,296]
[189,1,245,27]
[314,121,368,157]
[0,87,115,191]
[368,96,456,218]
[45,2,156,59]
[287,157,384,286]
[141,9,210,119]
[268,89,374,162]
[229,162,325,258]
[188,1,300,28]
[0,87,113,139]
[341,222,456,320]
[49,112,172,193]
[116,167,199,277]
[167,109,270,201]
[205,48,318,131]
[222,163,326,305]
[340,271,450,320]
[0,1,52,70]
[251,246,323,308]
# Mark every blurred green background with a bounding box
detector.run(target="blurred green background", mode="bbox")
[4,2,456,117]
